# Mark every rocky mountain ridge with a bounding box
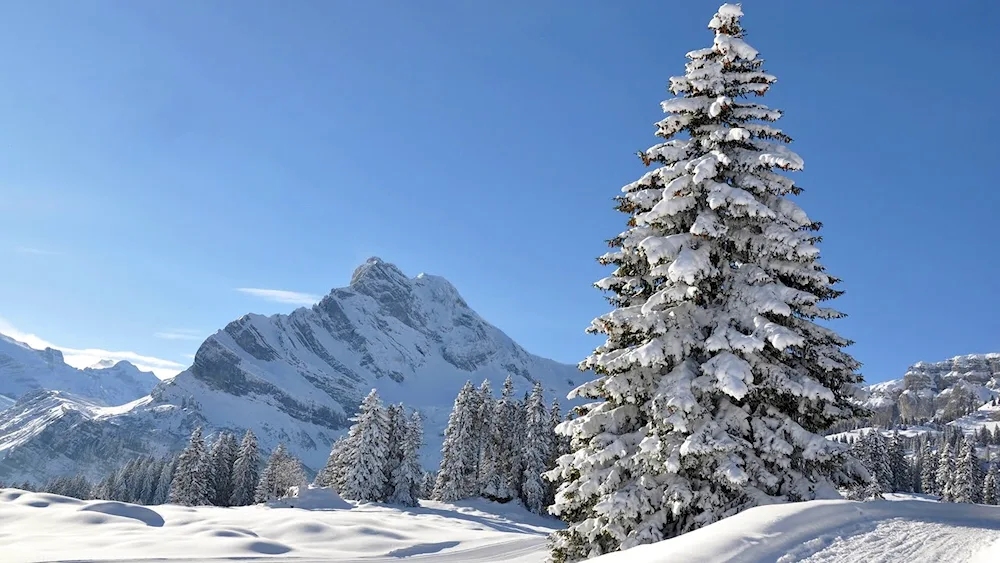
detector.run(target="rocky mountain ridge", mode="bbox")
[864,353,1000,426]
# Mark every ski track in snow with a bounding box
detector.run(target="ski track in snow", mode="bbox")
[792,518,1000,563]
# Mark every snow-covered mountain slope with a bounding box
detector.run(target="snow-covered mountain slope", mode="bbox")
[1,487,560,562]
[864,353,1000,425]
[0,258,583,483]
[0,391,160,481]
[0,333,159,407]
[589,496,1000,563]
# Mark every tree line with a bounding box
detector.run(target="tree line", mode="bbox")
[10,428,304,507]
[845,427,1000,504]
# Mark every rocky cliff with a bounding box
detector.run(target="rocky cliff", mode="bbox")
[865,353,1000,425]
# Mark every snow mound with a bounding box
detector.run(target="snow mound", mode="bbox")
[589,498,1000,563]
[267,485,352,510]
[1,488,561,562]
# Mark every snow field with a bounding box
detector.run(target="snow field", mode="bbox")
[0,488,560,562]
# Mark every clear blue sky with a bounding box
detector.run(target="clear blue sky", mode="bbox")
[0,1,996,382]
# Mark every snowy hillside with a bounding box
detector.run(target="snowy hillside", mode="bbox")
[0,258,582,483]
[1,487,560,562]
[864,353,1000,425]
[588,496,1000,563]
[0,333,159,407]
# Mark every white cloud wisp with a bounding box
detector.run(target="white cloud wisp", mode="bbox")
[0,317,186,379]
[235,288,321,306]
[154,329,204,341]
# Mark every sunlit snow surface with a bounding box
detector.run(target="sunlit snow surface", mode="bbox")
[1,487,560,562]
[6,487,1000,562]
[589,494,1000,563]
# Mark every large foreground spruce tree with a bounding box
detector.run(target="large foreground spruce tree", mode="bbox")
[547,4,866,560]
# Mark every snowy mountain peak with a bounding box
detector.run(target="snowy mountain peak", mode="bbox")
[89,359,117,369]
[0,258,581,483]
[350,256,408,289]
[0,333,159,408]
[38,347,65,366]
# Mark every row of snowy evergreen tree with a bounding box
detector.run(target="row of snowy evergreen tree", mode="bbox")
[313,390,426,506]
[433,376,567,514]
[24,428,308,507]
[168,427,309,506]
[849,429,1000,504]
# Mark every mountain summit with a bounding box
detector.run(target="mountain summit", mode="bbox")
[0,258,581,483]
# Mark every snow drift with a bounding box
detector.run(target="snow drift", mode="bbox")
[589,497,1000,563]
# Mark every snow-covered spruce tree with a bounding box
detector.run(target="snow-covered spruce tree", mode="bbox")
[868,432,892,493]
[209,432,238,506]
[341,389,390,502]
[984,463,999,506]
[476,379,495,491]
[230,429,260,506]
[95,468,118,501]
[315,436,350,491]
[42,475,93,500]
[434,382,481,501]
[888,430,909,492]
[937,440,956,502]
[521,382,551,514]
[170,426,211,506]
[546,398,568,506]
[111,457,137,501]
[920,437,937,495]
[978,427,991,446]
[546,5,867,559]
[383,404,408,500]
[952,437,980,504]
[140,458,163,504]
[549,399,564,455]
[483,376,525,502]
[421,471,437,499]
[255,443,305,502]
[130,457,155,502]
[154,455,178,504]
[512,389,528,496]
[909,448,922,494]
[389,411,425,506]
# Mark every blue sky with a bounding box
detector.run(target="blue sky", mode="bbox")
[0,1,996,381]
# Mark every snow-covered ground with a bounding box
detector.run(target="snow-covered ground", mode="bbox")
[1,487,560,562]
[590,494,1000,563]
[7,487,1000,562]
